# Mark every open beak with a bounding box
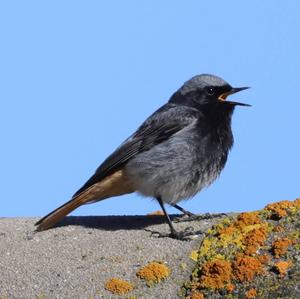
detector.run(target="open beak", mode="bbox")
[218,87,251,107]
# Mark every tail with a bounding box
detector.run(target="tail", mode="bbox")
[35,170,134,231]
[35,193,89,231]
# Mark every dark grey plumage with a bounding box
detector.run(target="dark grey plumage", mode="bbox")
[125,103,232,204]
[36,74,249,239]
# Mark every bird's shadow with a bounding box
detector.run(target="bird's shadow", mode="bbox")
[51,214,180,231]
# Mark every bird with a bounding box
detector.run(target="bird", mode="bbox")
[35,74,250,239]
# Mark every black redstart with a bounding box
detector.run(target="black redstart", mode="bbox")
[36,74,250,239]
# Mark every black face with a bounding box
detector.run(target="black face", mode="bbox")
[194,85,250,108]
[169,75,250,109]
[201,84,232,104]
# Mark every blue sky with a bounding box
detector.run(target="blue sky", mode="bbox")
[1,1,299,217]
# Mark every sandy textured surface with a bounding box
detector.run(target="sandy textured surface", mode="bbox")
[0,214,223,299]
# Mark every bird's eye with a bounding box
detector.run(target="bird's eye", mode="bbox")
[205,87,215,96]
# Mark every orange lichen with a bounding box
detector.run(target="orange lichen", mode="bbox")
[235,212,261,228]
[226,283,235,293]
[274,260,292,278]
[189,291,204,299]
[218,225,236,236]
[245,288,257,298]
[137,262,170,284]
[218,212,261,237]
[104,278,134,295]
[184,198,300,297]
[257,254,271,265]
[243,226,268,255]
[265,200,295,219]
[233,256,264,282]
[199,259,232,289]
[272,238,294,258]
[147,210,164,216]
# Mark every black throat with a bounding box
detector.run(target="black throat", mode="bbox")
[202,103,235,155]
[169,91,235,152]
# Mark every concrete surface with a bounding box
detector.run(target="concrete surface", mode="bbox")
[0,214,223,299]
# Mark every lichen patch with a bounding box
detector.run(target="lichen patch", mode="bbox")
[104,278,134,295]
[272,238,295,258]
[137,261,170,286]
[182,198,300,298]
[233,255,264,282]
[265,200,297,219]
[187,291,205,299]
[273,260,293,278]
[245,288,257,298]
[199,259,232,289]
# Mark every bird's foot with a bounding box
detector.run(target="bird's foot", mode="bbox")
[146,226,203,240]
[173,212,227,223]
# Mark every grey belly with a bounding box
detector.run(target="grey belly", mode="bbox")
[124,137,223,204]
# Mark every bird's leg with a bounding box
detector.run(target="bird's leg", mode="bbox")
[147,197,196,240]
[171,203,195,217]
[157,197,177,236]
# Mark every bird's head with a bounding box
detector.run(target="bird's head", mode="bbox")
[170,74,250,109]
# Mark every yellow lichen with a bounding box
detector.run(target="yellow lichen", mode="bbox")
[104,278,134,295]
[199,259,232,289]
[245,288,257,298]
[190,250,199,261]
[198,237,217,260]
[198,237,229,262]
[137,261,170,285]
